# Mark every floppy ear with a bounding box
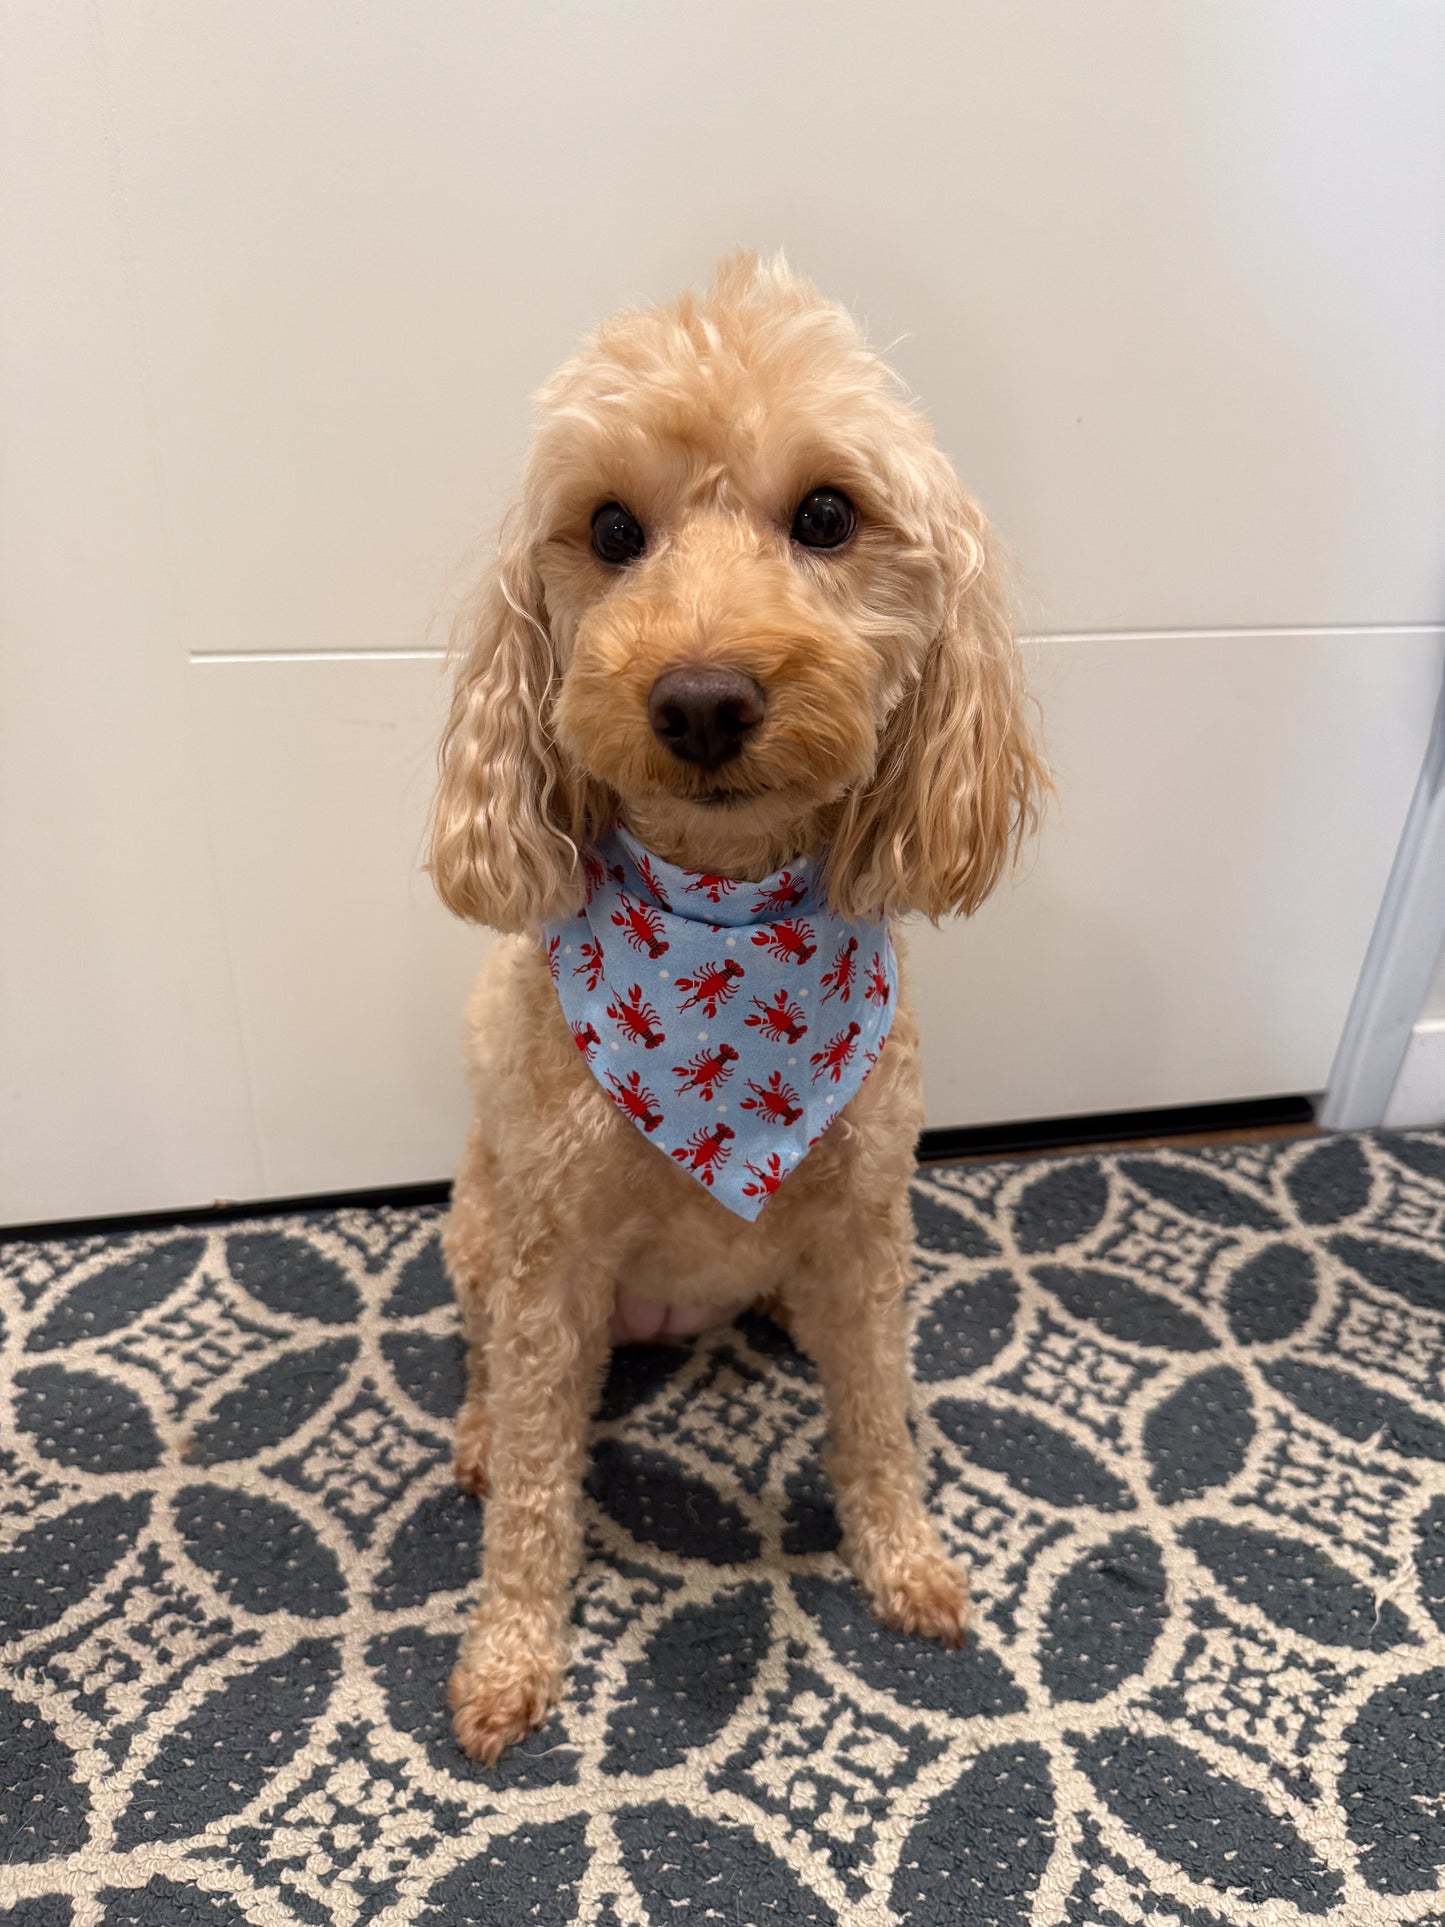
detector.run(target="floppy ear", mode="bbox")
[428,523,594,931]
[826,480,1047,920]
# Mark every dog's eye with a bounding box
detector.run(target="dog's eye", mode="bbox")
[790,487,856,551]
[590,502,646,565]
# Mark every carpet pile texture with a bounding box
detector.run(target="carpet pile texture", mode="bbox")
[3,1131,1445,1924]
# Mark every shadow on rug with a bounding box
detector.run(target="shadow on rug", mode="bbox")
[3,1132,1445,1925]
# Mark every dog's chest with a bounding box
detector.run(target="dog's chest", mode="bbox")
[607,1094,875,1314]
[615,1206,792,1311]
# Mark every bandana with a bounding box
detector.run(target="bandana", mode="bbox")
[543,825,896,1220]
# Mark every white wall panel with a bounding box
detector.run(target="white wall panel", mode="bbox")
[912,630,1445,1126]
[189,659,484,1200]
[96,0,1445,651]
[0,5,260,1225]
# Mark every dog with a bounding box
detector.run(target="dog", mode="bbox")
[428,252,1045,1763]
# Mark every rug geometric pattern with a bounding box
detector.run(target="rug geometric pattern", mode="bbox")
[3,1131,1445,1924]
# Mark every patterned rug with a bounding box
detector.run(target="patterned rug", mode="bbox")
[3,1132,1445,1926]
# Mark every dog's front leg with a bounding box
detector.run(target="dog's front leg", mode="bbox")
[448,1209,615,1765]
[786,1207,970,1648]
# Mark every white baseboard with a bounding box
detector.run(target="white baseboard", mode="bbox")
[1383,1017,1445,1129]
[1322,673,1445,1128]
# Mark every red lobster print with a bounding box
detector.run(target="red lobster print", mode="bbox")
[864,950,891,1007]
[546,935,562,983]
[584,855,625,901]
[611,892,669,958]
[820,935,858,1003]
[684,872,740,904]
[741,1070,804,1127]
[672,1042,738,1100]
[741,1152,786,1201]
[751,918,816,965]
[571,1021,601,1063]
[607,983,666,1050]
[585,851,624,894]
[605,1068,663,1133]
[751,871,807,916]
[811,1021,861,1084]
[574,939,606,991]
[744,988,808,1044]
[674,957,745,1018]
[671,1121,734,1186]
[633,852,673,909]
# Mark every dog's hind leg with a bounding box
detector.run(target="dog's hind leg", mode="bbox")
[785,1198,970,1649]
[442,1128,497,1498]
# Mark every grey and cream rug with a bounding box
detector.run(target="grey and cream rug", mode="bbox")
[3,1131,1445,1925]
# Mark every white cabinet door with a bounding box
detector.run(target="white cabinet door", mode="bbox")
[5,2,1444,1222]
[910,630,1443,1128]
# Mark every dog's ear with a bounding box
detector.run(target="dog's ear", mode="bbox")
[826,475,1047,920]
[428,524,591,931]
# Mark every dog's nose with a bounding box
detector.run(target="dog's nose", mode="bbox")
[647,666,765,771]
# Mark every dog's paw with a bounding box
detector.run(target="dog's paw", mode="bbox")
[448,1651,556,1764]
[864,1539,971,1650]
[452,1403,491,1498]
[452,1448,490,1499]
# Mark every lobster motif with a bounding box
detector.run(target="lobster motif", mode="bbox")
[741,1152,786,1201]
[605,1068,664,1133]
[820,935,858,1004]
[670,1125,735,1179]
[751,918,816,965]
[671,1121,735,1186]
[672,1042,739,1100]
[633,851,673,909]
[811,1021,861,1084]
[574,939,606,992]
[583,854,625,901]
[683,872,740,904]
[571,1020,601,1063]
[674,956,745,1018]
[864,950,891,1007]
[751,871,807,916]
[611,892,669,958]
[606,983,666,1050]
[744,988,808,1043]
[740,1070,804,1127]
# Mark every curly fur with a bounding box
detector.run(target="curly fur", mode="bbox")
[430,253,1046,1763]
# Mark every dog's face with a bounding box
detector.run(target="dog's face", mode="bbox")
[537,290,948,859]
[432,254,1043,931]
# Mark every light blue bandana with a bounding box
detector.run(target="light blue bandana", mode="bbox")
[544,825,897,1219]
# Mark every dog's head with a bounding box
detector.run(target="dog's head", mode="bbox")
[431,253,1045,931]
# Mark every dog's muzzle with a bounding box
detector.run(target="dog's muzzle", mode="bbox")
[647,665,765,772]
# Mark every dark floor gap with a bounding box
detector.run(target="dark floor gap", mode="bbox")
[0,1094,1318,1245]
[916,1093,1316,1164]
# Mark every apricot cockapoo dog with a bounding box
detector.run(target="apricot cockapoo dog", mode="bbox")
[429,253,1045,1763]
